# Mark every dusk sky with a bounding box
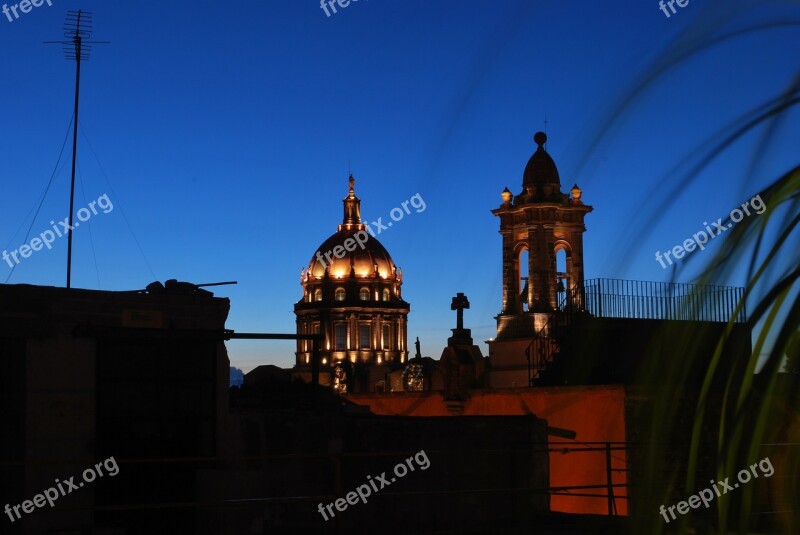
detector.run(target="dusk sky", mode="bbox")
[1,0,798,371]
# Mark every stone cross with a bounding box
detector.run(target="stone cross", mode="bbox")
[450,292,470,330]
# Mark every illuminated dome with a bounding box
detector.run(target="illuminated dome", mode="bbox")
[307,229,396,280]
[304,175,400,280]
[294,175,410,386]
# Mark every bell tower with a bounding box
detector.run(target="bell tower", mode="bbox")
[488,132,592,386]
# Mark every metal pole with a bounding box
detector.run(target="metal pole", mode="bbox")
[311,336,320,386]
[66,22,82,288]
[606,442,615,515]
[195,281,238,288]
[45,10,108,288]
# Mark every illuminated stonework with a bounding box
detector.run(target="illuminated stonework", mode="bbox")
[402,362,425,391]
[294,176,410,389]
[491,132,593,337]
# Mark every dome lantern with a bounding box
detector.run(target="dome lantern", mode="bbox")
[522,131,561,194]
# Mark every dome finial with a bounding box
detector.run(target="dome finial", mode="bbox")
[534,131,547,150]
[341,174,363,229]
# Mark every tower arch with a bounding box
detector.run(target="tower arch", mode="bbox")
[490,132,592,340]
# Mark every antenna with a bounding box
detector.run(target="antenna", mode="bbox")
[543,116,549,150]
[44,10,109,288]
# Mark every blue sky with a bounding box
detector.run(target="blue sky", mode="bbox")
[1,0,798,371]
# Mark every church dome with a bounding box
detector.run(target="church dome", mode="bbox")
[308,228,396,279]
[294,175,410,378]
[522,132,561,189]
[304,175,399,281]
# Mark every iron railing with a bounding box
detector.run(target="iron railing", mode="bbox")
[529,278,747,382]
[580,278,746,323]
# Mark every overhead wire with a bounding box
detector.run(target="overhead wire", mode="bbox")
[79,123,157,282]
[3,114,74,284]
[77,161,102,289]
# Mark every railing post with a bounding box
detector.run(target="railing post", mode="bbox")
[526,341,533,385]
[334,452,342,534]
[311,336,320,386]
[596,281,602,318]
[606,442,615,516]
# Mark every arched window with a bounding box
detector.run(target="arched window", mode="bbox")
[335,288,346,301]
[334,324,347,350]
[359,324,371,349]
[313,289,322,301]
[359,288,370,301]
[382,289,390,301]
[382,324,391,349]
[518,247,529,312]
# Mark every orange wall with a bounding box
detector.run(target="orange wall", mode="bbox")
[348,385,627,515]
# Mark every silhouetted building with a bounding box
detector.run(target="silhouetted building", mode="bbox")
[218,383,550,535]
[0,281,230,535]
[440,292,487,407]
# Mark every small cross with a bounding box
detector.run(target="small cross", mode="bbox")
[543,116,548,134]
[450,292,470,330]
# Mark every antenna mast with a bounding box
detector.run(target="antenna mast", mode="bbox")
[45,10,108,288]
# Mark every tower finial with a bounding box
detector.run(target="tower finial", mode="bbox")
[341,173,363,230]
[534,131,547,150]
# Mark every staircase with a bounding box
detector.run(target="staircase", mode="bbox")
[528,285,583,384]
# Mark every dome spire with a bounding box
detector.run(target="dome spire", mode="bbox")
[340,174,365,231]
[521,131,561,196]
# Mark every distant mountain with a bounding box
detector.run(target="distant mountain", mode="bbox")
[229,366,244,388]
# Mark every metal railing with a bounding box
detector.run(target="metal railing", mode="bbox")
[580,279,746,323]
[528,278,747,382]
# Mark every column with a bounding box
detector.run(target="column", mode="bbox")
[501,229,515,313]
